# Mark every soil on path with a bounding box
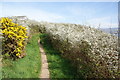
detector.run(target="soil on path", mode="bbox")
[38,39,50,79]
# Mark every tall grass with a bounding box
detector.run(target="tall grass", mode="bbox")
[39,34,83,79]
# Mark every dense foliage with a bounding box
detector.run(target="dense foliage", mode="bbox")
[0,17,28,59]
[29,21,118,78]
[39,34,81,78]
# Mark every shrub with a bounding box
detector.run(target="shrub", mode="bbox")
[35,22,118,78]
[0,17,28,59]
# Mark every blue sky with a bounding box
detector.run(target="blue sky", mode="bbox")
[0,2,118,28]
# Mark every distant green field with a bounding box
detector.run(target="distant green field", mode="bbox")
[2,34,41,78]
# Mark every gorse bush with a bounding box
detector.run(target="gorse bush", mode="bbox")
[0,17,28,59]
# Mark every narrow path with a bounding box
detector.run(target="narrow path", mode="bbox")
[38,39,50,79]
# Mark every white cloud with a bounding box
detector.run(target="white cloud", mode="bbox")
[66,5,96,17]
[2,6,66,22]
[87,17,118,28]
[1,2,118,28]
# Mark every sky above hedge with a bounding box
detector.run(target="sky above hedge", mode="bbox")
[0,2,118,28]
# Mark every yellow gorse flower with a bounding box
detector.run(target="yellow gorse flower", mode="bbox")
[16,53,20,56]
[0,17,28,58]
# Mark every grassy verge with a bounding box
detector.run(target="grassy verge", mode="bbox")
[39,34,78,78]
[2,34,41,78]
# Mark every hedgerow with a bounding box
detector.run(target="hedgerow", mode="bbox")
[0,17,28,59]
[33,22,118,78]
